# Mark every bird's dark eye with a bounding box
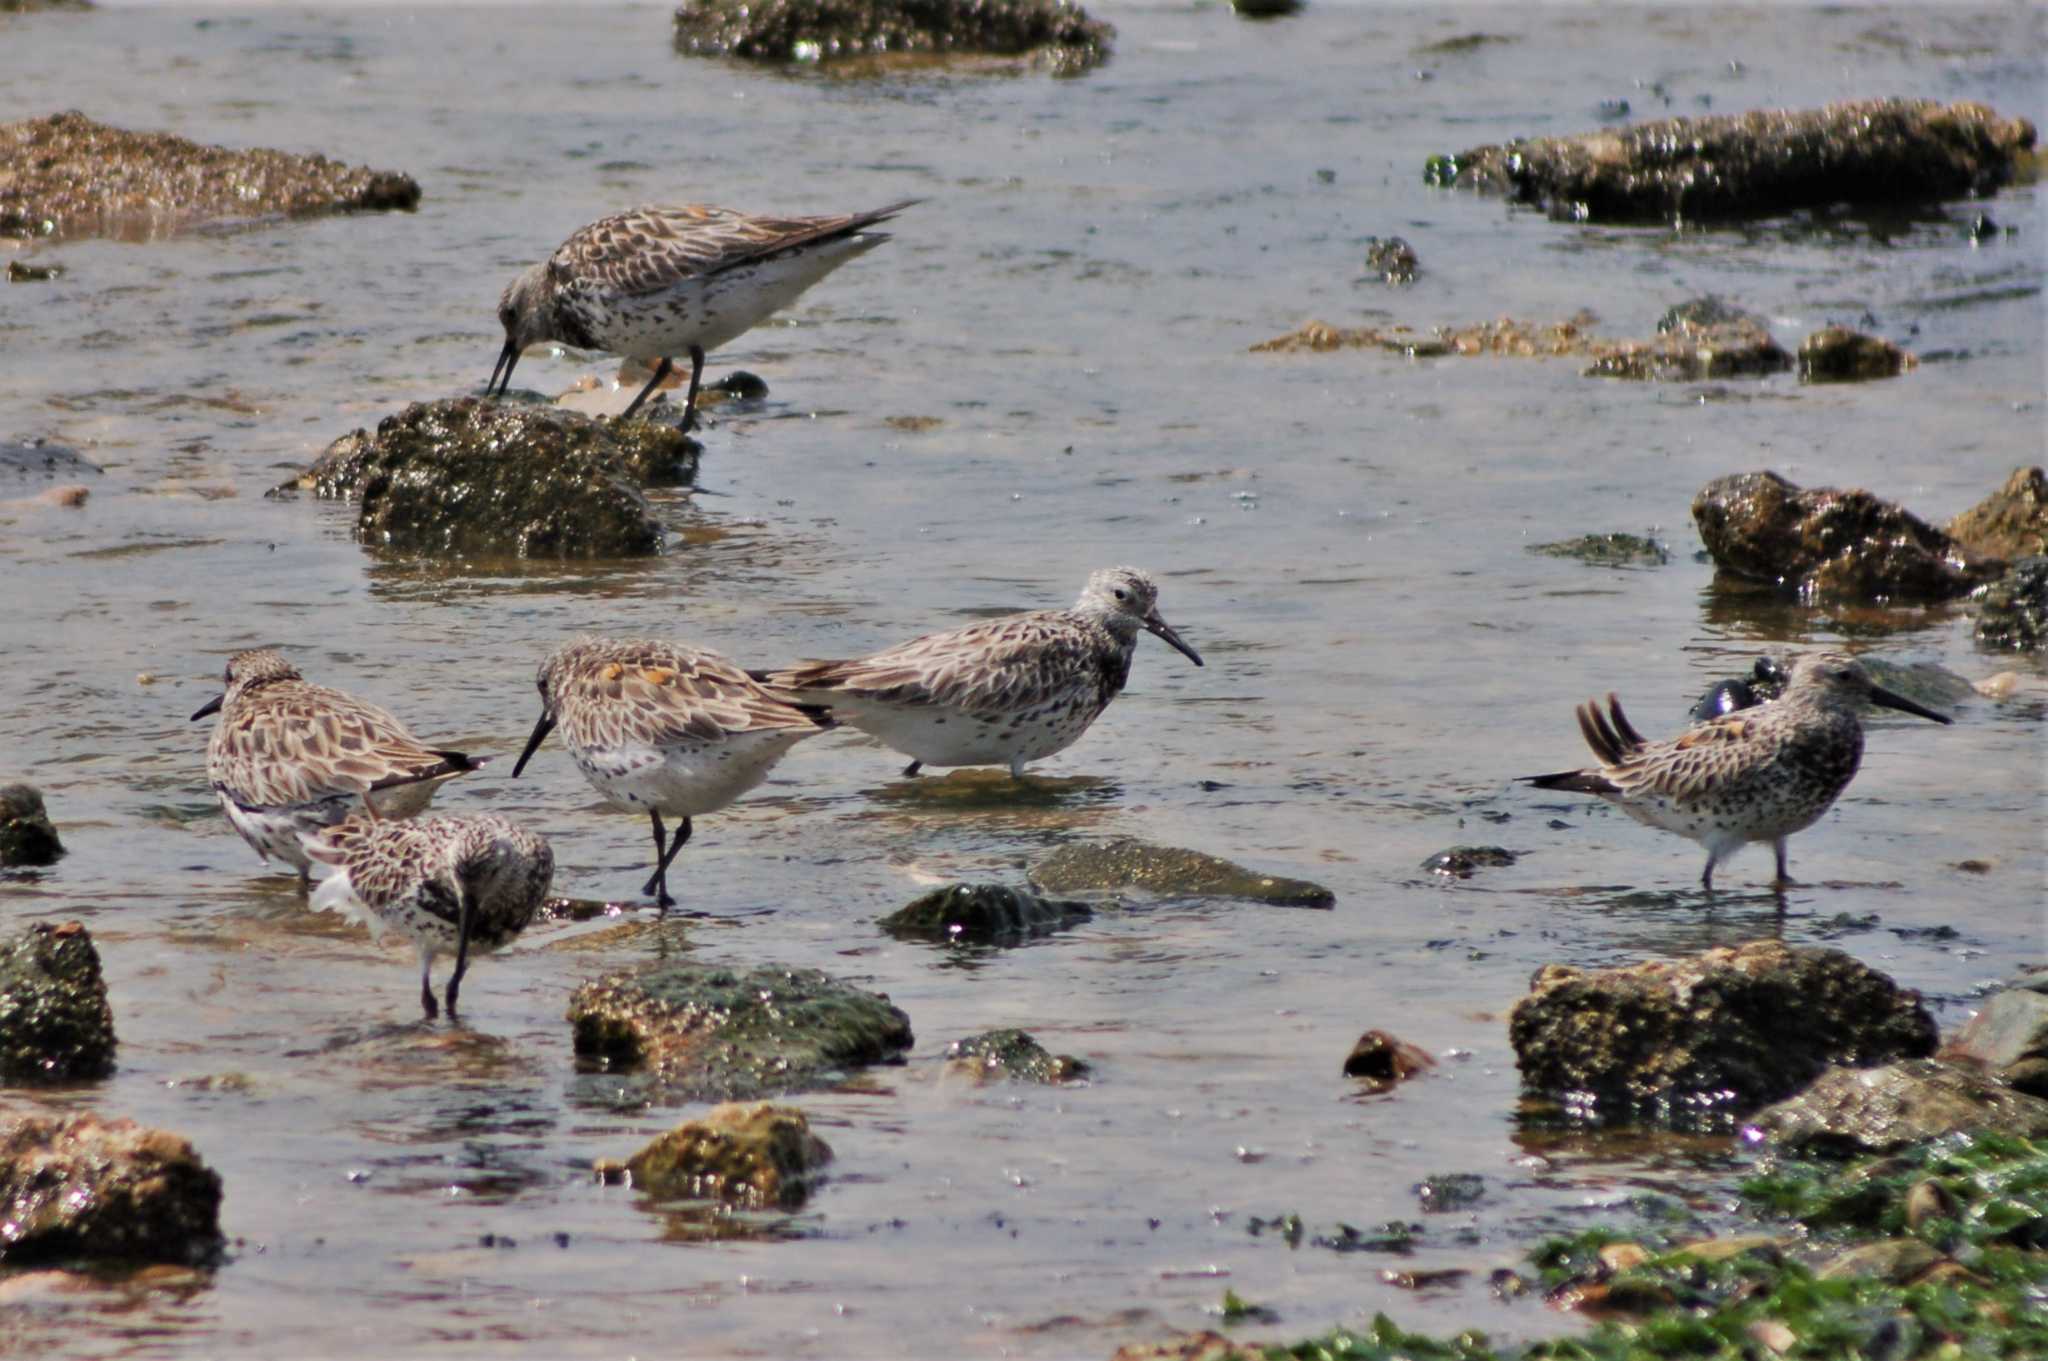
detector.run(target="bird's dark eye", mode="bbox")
[1113,588,1127,601]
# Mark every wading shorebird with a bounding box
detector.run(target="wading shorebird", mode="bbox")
[1522,651,1952,891]
[760,566,1204,780]
[486,198,919,428]
[510,638,834,910]
[307,813,552,1021]
[191,649,486,887]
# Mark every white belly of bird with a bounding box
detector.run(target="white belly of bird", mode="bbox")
[847,695,1108,770]
[597,237,885,359]
[220,794,343,870]
[1620,784,1833,845]
[571,730,809,817]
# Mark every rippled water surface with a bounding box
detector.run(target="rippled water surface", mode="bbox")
[2,2,2044,1356]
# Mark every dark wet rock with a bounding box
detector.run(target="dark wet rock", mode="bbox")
[1940,982,2048,1099]
[1971,556,2048,651]
[6,260,61,282]
[0,110,419,241]
[0,784,64,867]
[1748,1058,2048,1155]
[1420,846,1517,879]
[623,1101,832,1209]
[567,961,912,1102]
[1230,0,1302,18]
[1798,325,1916,383]
[1691,470,2002,601]
[879,883,1092,944]
[1415,1172,1484,1212]
[0,921,114,1082]
[0,0,93,10]
[1658,297,1762,335]
[1342,1029,1436,1088]
[1588,305,1791,381]
[707,370,770,401]
[1364,235,1417,285]
[1028,838,1335,907]
[0,438,100,481]
[1415,32,1513,55]
[1689,657,1788,722]
[1947,467,2048,562]
[945,1028,1090,1084]
[0,1113,222,1265]
[1527,533,1670,568]
[284,398,696,558]
[673,0,1115,77]
[1510,940,1938,1124]
[1432,98,2036,225]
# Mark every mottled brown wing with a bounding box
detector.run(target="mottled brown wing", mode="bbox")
[210,684,463,807]
[303,816,434,911]
[552,200,915,298]
[557,643,825,751]
[772,612,1094,717]
[1615,714,1773,804]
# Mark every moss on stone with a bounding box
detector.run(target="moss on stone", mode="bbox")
[0,920,114,1082]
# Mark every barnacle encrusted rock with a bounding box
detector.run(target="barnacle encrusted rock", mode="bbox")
[0,920,114,1082]
[944,1028,1090,1083]
[285,398,696,559]
[0,1113,222,1264]
[1029,838,1335,907]
[624,1101,833,1208]
[1429,98,2035,224]
[879,882,1093,943]
[672,0,1114,76]
[568,961,912,1101]
[1748,1059,2048,1155]
[0,784,65,867]
[0,110,419,240]
[1509,940,1938,1124]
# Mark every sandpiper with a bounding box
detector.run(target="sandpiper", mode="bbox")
[487,198,919,427]
[760,566,1203,780]
[191,649,486,886]
[307,813,552,1020]
[1522,651,1952,891]
[510,638,834,910]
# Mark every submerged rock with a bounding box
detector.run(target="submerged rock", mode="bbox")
[0,110,419,241]
[1342,1030,1436,1088]
[286,398,695,558]
[1798,326,1916,383]
[1748,1059,2048,1155]
[623,1101,832,1209]
[1527,534,1670,568]
[567,961,912,1102]
[1420,846,1517,879]
[945,1028,1090,1084]
[0,784,64,867]
[0,921,114,1082]
[0,439,100,481]
[1363,235,1418,285]
[672,0,1114,76]
[1946,467,2048,562]
[1028,838,1335,907]
[1431,98,2035,225]
[1971,556,2048,651]
[1509,940,1938,1124]
[1584,313,1790,381]
[0,1113,223,1265]
[879,883,1092,943]
[1940,979,2048,1099]
[1691,470,2002,601]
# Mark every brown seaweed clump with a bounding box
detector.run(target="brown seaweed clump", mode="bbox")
[673,0,1114,76]
[0,110,420,240]
[1431,98,2035,225]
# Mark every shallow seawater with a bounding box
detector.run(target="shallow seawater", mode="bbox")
[1,2,2044,1356]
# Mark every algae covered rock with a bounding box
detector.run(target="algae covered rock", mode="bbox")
[624,1101,833,1208]
[1527,534,1670,569]
[945,1028,1089,1084]
[0,110,419,241]
[1798,326,1916,383]
[1342,1029,1436,1088]
[1971,556,2048,651]
[1948,467,2048,562]
[289,398,695,558]
[0,920,114,1082]
[1028,838,1334,907]
[1509,940,1938,1124]
[1420,846,1518,879]
[0,1113,223,1265]
[1583,314,1790,381]
[1747,1059,2048,1155]
[673,0,1114,75]
[568,961,912,1101]
[0,784,64,867]
[1432,98,2035,225]
[879,882,1092,943]
[1691,470,2001,601]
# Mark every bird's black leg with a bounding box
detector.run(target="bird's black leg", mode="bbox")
[640,813,670,899]
[444,889,475,1020]
[678,345,706,433]
[420,961,440,1021]
[902,759,922,778]
[646,817,692,914]
[620,356,676,421]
